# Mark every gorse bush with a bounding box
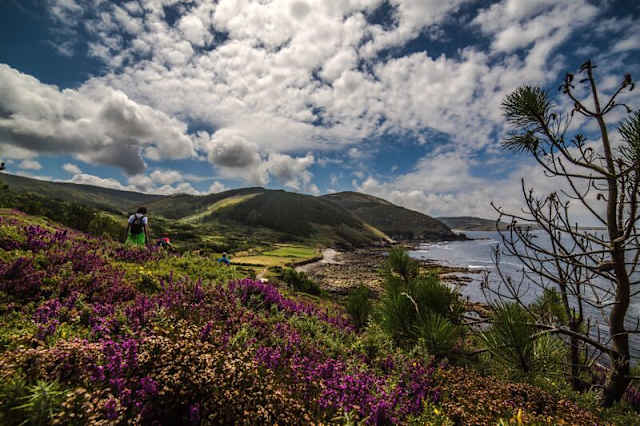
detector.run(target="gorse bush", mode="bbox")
[346,285,372,329]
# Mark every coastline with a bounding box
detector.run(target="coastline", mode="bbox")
[297,243,492,318]
[297,243,484,295]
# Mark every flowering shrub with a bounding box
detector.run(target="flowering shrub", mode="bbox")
[0,210,609,424]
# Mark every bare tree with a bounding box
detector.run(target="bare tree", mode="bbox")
[488,60,639,406]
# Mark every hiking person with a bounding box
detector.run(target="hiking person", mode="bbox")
[217,252,230,265]
[157,235,173,249]
[125,207,150,246]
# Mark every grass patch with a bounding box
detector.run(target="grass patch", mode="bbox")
[262,244,318,258]
[231,255,295,267]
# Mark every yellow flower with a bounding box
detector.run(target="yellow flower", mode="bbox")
[433,408,441,416]
[516,408,523,424]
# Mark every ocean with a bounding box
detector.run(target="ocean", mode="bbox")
[409,231,640,360]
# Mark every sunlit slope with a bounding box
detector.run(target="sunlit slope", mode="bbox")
[143,187,266,218]
[179,193,262,223]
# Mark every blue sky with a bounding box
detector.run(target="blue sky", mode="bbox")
[1,0,639,220]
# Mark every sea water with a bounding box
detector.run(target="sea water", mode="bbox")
[409,231,640,360]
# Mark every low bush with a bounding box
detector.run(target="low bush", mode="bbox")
[416,312,462,359]
[280,268,321,295]
[345,285,372,329]
[378,249,464,349]
[481,302,536,374]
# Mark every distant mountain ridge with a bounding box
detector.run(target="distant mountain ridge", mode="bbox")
[0,173,460,246]
[437,216,539,231]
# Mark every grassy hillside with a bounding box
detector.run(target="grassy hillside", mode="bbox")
[0,174,463,248]
[0,173,162,213]
[144,187,266,219]
[145,188,385,248]
[322,191,462,241]
[0,176,382,249]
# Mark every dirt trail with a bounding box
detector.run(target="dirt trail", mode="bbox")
[256,267,269,281]
[295,248,343,273]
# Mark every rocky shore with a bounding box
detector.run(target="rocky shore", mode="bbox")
[296,245,484,296]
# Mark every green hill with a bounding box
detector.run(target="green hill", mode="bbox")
[0,172,163,212]
[0,173,461,247]
[144,187,266,219]
[146,188,386,248]
[0,175,384,248]
[321,191,462,241]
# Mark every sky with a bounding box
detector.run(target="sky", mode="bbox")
[0,0,639,222]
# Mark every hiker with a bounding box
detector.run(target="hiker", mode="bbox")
[217,252,230,265]
[157,235,173,249]
[125,207,150,246]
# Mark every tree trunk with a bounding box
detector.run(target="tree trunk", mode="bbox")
[603,249,632,406]
[588,63,632,407]
[603,349,631,407]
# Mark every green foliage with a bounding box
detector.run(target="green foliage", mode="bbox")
[0,371,29,425]
[229,324,257,350]
[618,110,640,164]
[416,312,462,359]
[351,322,394,362]
[288,315,354,358]
[481,302,536,374]
[155,252,240,282]
[10,380,68,426]
[529,287,568,324]
[382,247,419,283]
[335,224,372,248]
[532,333,567,375]
[87,212,123,240]
[501,86,552,153]
[378,249,464,351]
[0,312,37,351]
[281,268,321,295]
[345,285,373,330]
[0,188,98,233]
